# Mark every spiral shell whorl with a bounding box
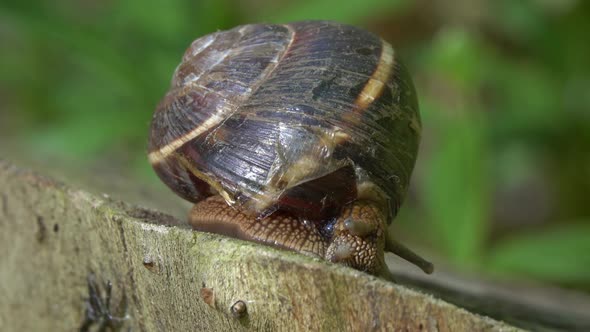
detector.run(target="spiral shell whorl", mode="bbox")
[148,21,420,222]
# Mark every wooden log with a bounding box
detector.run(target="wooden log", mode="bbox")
[0,159,520,331]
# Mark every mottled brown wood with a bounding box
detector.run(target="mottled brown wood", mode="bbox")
[0,159,519,331]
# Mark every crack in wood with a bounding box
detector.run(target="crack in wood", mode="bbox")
[116,215,146,332]
[1,193,8,218]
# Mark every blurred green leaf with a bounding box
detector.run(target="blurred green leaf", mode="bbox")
[258,0,410,24]
[427,28,496,89]
[111,0,192,41]
[491,0,546,43]
[421,103,491,267]
[417,28,493,267]
[487,223,590,283]
[490,62,562,139]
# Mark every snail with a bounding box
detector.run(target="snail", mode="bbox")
[148,20,433,278]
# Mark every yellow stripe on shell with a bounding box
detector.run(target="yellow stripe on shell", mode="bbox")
[148,100,232,165]
[354,41,394,111]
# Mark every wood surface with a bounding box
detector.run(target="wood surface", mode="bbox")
[0,159,528,331]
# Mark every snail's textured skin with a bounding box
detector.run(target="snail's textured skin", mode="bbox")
[148,21,427,276]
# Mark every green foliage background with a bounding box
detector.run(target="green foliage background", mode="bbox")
[1,0,589,289]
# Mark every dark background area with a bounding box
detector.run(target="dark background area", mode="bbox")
[1,0,589,292]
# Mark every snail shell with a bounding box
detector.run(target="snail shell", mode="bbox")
[148,21,431,276]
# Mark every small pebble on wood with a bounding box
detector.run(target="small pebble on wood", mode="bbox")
[230,300,247,319]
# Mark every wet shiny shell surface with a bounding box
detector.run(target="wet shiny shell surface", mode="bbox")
[149,21,420,222]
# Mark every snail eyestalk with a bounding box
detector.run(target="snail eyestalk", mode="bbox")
[385,235,434,274]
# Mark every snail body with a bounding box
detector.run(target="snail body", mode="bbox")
[148,21,432,277]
